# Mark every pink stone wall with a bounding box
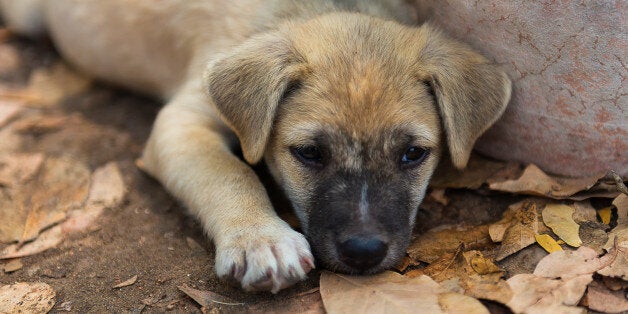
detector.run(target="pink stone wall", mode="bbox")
[411,1,627,177]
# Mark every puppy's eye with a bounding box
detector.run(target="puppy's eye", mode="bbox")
[291,145,324,168]
[400,146,429,169]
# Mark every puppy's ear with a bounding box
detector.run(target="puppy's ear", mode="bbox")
[205,32,306,164]
[415,25,511,169]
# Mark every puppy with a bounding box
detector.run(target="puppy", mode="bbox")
[0,0,511,292]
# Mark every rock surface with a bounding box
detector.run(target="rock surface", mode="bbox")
[412,0,627,177]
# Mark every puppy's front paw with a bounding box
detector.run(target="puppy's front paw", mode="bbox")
[215,223,315,293]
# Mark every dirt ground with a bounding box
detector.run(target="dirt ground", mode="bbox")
[0,31,533,312]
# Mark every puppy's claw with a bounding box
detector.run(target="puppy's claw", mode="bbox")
[215,224,314,293]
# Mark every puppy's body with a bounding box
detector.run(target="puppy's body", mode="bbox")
[1,0,511,292]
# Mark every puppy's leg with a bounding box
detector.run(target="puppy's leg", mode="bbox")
[142,82,314,293]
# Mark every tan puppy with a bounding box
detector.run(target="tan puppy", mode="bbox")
[0,0,511,292]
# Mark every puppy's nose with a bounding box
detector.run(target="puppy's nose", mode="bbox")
[338,236,388,271]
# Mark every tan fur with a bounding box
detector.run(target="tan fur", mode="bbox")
[0,0,510,292]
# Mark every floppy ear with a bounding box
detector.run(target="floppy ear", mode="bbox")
[415,25,512,169]
[204,32,306,164]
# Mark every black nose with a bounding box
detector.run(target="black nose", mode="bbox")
[338,236,388,271]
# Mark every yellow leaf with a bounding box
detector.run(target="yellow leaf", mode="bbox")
[542,204,582,247]
[598,207,611,225]
[535,234,563,253]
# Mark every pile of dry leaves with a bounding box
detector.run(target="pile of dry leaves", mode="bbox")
[0,27,626,313]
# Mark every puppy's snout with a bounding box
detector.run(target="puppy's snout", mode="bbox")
[337,235,388,271]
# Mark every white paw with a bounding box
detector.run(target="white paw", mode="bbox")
[214,222,315,293]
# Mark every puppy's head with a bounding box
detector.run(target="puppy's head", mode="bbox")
[206,14,511,274]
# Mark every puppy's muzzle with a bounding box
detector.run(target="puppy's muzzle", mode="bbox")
[337,234,388,271]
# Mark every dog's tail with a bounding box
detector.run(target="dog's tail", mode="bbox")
[0,0,46,36]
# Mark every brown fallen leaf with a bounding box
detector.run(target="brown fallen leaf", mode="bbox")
[113,275,138,289]
[428,188,449,206]
[320,271,488,314]
[0,225,64,259]
[542,204,582,247]
[408,248,512,305]
[0,153,45,190]
[249,288,325,314]
[22,62,91,107]
[86,162,126,208]
[491,201,542,261]
[12,115,70,135]
[602,227,627,252]
[178,284,244,306]
[408,224,494,263]
[613,194,627,226]
[571,201,597,223]
[0,100,23,129]
[3,258,23,273]
[489,164,607,199]
[506,273,589,313]
[0,282,56,313]
[186,237,205,253]
[597,236,628,280]
[534,246,612,279]
[585,280,628,313]
[17,157,91,243]
[1,161,124,259]
[1,156,89,243]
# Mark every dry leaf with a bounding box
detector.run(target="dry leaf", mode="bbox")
[428,188,449,206]
[320,271,488,314]
[409,249,512,305]
[249,288,324,314]
[542,204,582,247]
[585,280,628,313]
[24,63,91,106]
[489,164,605,199]
[571,201,597,223]
[0,225,64,259]
[86,162,126,208]
[506,274,589,314]
[393,255,417,273]
[613,194,627,225]
[503,247,615,312]
[18,157,91,243]
[534,247,610,279]
[113,275,138,288]
[0,100,23,128]
[408,224,493,263]
[178,284,243,306]
[597,234,628,280]
[0,163,121,259]
[535,234,563,253]
[0,153,44,187]
[492,201,541,261]
[0,156,91,243]
[3,258,23,273]
[598,207,612,225]
[603,227,627,252]
[0,282,56,313]
[186,237,205,253]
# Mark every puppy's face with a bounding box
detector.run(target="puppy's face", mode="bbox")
[264,57,442,273]
[206,13,511,274]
